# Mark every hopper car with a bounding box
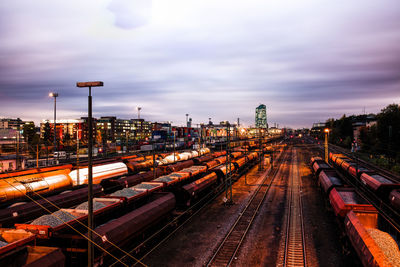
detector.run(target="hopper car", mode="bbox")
[0,147,263,266]
[312,155,400,266]
[329,153,400,212]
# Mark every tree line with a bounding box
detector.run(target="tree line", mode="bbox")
[323,104,400,173]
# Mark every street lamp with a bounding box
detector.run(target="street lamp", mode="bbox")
[185,114,189,147]
[49,92,58,155]
[76,81,103,267]
[324,128,330,162]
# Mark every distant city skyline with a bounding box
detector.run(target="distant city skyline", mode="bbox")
[1,1,399,128]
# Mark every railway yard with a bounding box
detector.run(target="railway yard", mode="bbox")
[0,136,399,266]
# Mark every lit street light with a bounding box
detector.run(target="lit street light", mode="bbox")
[49,92,58,155]
[324,128,330,162]
[76,81,103,267]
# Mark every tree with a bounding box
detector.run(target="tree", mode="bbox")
[376,104,400,160]
[22,122,36,145]
[43,122,53,146]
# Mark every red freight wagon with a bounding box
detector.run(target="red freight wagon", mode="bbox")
[16,198,123,238]
[90,193,175,253]
[345,210,397,267]
[329,188,376,218]
[312,160,331,176]
[318,170,344,195]
[348,166,371,179]
[181,173,218,206]
[389,190,400,211]
[0,184,103,227]
[360,173,400,197]
[0,228,35,256]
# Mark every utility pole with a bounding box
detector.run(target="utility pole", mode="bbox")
[173,131,176,163]
[259,127,263,171]
[225,123,232,204]
[16,127,20,170]
[152,141,156,179]
[36,145,39,168]
[77,129,80,186]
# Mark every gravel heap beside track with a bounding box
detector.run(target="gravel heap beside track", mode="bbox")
[75,201,106,211]
[0,241,8,247]
[134,184,157,190]
[111,188,141,198]
[367,228,400,266]
[31,210,77,227]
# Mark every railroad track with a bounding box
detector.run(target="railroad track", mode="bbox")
[282,148,306,267]
[206,147,289,267]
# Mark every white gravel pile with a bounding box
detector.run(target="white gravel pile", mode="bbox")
[31,210,77,227]
[367,228,400,267]
[111,188,141,198]
[0,241,8,247]
[75,201,106,211]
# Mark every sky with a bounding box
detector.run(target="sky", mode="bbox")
[0,0,399,128]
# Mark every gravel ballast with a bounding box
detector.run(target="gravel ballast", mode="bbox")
[75,201,107,211]
[133,183,158,190]
[31,210,77,227]
[366,228,400,267]
[111,188,141,198]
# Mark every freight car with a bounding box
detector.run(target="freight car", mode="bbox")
[0,149,212,204]
[329,153,400,212]
[345,210,400,267]
[0,169,73,204]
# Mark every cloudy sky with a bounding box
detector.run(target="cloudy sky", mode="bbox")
[0,0,399,128]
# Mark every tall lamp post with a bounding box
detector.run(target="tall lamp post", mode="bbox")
[49,92,58,155]
[185,114,189,147]
[76,81,103,267]
[324,128,330,162]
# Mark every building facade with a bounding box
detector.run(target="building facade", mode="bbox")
[255,104,267,128]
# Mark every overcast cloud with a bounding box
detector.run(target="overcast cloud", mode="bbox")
[0,0,399,128]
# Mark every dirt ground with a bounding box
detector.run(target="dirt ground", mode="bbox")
[143,151,281,267]
[143,145,356,267]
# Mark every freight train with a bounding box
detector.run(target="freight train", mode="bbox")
[0,147,265,266]
[328,153,400,212]
[0,148,211,204]
[311,156,400,267]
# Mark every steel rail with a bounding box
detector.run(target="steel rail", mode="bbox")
[206,147,289,267]
[126,149,285,267]
[283,148,306,267]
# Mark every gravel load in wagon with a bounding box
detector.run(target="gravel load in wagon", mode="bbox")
[75,201,107,211]
[329,188,376,217]
[30,210,77,227]
[0,241,8,247]
[133,183,159,190]
[154,176,177,183]
[366,228,400,267]
[110,188,142,198]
